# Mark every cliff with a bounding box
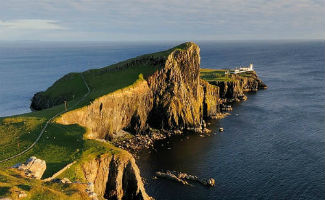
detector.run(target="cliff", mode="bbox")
[55,42,208,140]
[15,42,267,200]
[209,72,267,102]
[55,43,266,140]
[80,150,150,200]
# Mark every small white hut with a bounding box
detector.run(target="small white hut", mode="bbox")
[239,64,254,72]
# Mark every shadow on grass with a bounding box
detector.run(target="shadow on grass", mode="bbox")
[42,162,70,179]
[0,186,10,196]
[17,184,31,191]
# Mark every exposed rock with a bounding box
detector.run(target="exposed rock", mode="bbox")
[61,178,72,184]
[209,71,267,103]
[147,43,203,131]
[81,152,151,200]
[12,156,46,179]
[155,171,189,185]
[55,43,207,140]
[56,42,266,143]
[200,79,222,119]
[155,170,215,187]
[17,191,27,199]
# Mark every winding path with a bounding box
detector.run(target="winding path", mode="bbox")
[0,74,90,163]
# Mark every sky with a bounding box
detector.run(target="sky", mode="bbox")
[0,0,324,41]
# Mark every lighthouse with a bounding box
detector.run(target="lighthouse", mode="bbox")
[249,64,254,70]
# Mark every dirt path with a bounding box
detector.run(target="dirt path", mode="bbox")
[0,74,90,163]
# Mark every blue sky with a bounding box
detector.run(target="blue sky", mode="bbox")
[0,0,324,41]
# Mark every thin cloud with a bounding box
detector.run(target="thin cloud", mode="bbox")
[0,0,324,40]
[0,19,66,30]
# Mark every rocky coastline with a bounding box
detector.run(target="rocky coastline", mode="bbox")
[7,42,267,200]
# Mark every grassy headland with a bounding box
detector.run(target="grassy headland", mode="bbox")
[0,43,192,192]
[200,68,256,82]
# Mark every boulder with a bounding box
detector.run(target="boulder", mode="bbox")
[12,156,46,179]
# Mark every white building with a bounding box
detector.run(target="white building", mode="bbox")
[239,64,254,72]
[232,64,254,74]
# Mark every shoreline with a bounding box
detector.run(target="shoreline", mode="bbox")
[0,42,267,200]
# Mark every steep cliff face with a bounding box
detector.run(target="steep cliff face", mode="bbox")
[56,79,153,139]
[56,42,267,140]
[209,72,267,102]
[200,80,222,118]
[56,42,208,139]
[147,44,204,130]
[81,152,150,200]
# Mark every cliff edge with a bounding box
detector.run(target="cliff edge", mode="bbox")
[10,42,266,200]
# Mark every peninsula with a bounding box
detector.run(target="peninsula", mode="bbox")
[0,42,266,200]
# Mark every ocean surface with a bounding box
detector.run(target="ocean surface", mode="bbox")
[0,40,324,199]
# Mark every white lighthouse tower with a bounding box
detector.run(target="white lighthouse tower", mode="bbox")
[249,64,254,71]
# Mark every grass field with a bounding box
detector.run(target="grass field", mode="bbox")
[0,168,90,199]
[200,68,233,82]
[35,42,190,109]
[200,68,255,82]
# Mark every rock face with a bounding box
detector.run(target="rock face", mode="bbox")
[56,80,153,139]
[147,44,203,131]
[56,42,266,140]
[210,72,267,102]
[200,79,222,118]
[12,156,46,179]
[155,170,215,187]
[56,42,208,139]
[81,152,150,200]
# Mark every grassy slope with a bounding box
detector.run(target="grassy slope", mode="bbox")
[35,42,189,108]
[0,43,191,199]
[200,68,232,82]
[200,68,255,82]
[0,168,90,200]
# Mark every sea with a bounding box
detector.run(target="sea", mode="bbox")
[0,40,324,200]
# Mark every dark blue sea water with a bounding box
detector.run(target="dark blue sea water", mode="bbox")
[0,40,324,199]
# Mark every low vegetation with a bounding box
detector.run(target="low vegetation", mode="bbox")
[200,68,255,82]
[200,68,233,82]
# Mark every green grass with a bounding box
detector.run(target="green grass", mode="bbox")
[0,121,85,179]
[38,73,88,100]
[83,63,159,104]
[0,117,45,159]
[200,68,256,83]
[0,169,89,199]
[36,41,192,109]
[200,68,233,82]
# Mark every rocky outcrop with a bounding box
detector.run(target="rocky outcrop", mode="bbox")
[12,156,46,179]
[209,72,267,102]
[155,170,215,187]
[200,79,222,119]
[81,152,150,200]
[56,42,208,139]
[147,44,203,131]
[56,80,153,139]
[56,42,266,140]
